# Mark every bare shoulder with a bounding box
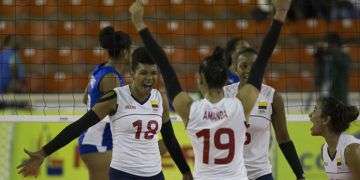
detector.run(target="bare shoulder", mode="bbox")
[345,143,360,156]
[345,143,360,166]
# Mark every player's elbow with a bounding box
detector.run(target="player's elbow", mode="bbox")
[276,132,291,144]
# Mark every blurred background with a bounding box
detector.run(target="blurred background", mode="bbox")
[0,0,359,180]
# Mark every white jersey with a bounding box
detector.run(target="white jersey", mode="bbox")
[322,133,360,180]
[224,82,275,179]
[109,85,163,177]
[187,97,248,180]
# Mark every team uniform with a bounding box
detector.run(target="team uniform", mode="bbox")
[322,133,360,180]
[226,70,240,85]
[109,85,164,179]
[224,82,275,180]
[78,64,125,154]
[187,97,248,180]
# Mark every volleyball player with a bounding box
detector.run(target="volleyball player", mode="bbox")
[224,38,251,85]
[309,97,360,179]
[130,0,290,179]
[17,47,193,180]
[223,48,304,180]
[79,26,128,180]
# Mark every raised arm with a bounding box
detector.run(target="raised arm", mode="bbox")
[237,0,291,119]
[130,0,193,125]
[271,92,304,179]
[17,91,118,177]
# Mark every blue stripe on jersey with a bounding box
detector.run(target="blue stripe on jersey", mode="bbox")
[87,63,125,108]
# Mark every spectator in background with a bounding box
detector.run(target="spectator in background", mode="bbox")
[306,41,328,111]
[0,34,29,110]
[313,42,327,94]
[331,0,359,19]
[319,33,351,105]
[348,0,360,17]
[287,0,332,21]
[0,34,25,93]
[254,0,359,21]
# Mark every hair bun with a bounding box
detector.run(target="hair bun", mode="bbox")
[211,46,225,62]
[345,106,359,123]
[99,26,116,49]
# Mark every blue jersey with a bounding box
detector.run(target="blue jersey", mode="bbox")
[226,69,240,85]
[0,48,25,93]
[79,63,125,154]
[87,64,125,108]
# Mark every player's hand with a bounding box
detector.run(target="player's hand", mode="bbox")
[182,171,193,180]
[17,149,45,177]
[130,0,146,31]
[273,0,292,22]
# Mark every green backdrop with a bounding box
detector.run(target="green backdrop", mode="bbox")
[10,121,360,180]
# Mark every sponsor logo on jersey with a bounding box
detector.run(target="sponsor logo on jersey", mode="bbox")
[125,105,136,109]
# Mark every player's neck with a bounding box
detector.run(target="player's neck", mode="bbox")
[129,83,149,102]
[205,89,224,103]
[107,58,127,73]
[238,80,245,88]
[324,131,340,152]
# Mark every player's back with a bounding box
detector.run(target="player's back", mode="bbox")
[187,97,248,180]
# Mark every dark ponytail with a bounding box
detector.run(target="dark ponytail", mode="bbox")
[99,26,131,59]
[320,97,359,134]
[199,47,227,89]
[225,38,251,68]
[344,106,359,123]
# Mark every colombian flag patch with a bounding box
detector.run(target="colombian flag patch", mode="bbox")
[151,99,159,108]
[258,101,268,109]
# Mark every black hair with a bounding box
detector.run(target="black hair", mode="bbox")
[230,47,258,65]
[131,47,155,72]
[320,97,359,134]
[325,32,342,47]
[3,34,18,49]
[99,26,131,58]
[199,46,227,89]
[225,38,252,68]
[239,47,258,55]
[225,37,242,67]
